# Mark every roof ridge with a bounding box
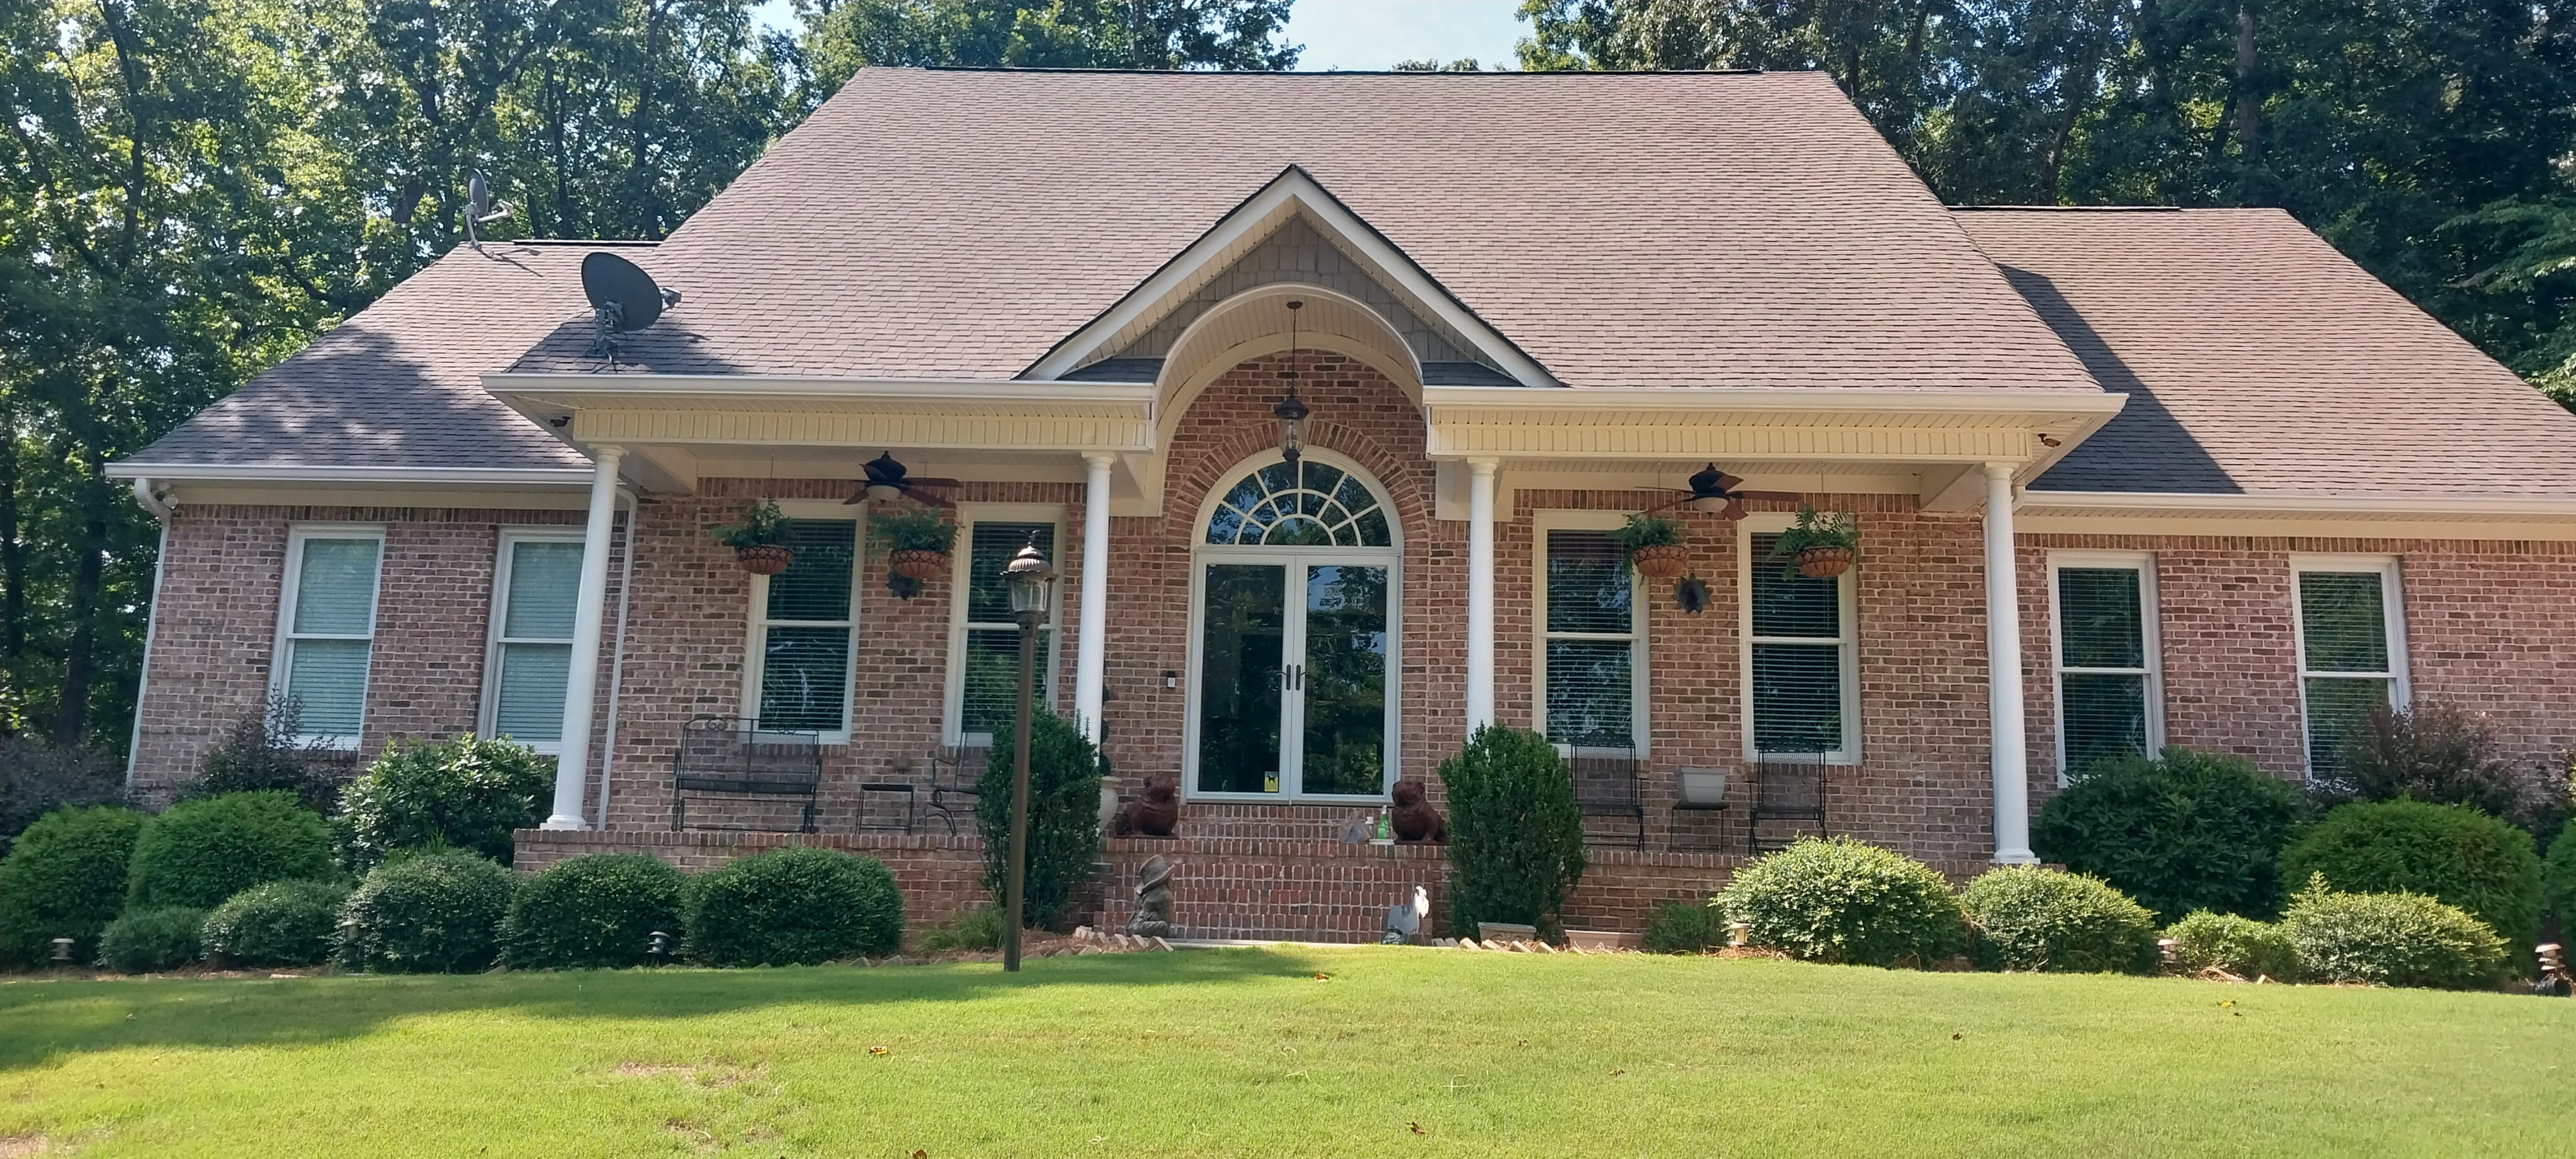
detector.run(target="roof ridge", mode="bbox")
[1950,205,2182,213]
[902,65,1772,76]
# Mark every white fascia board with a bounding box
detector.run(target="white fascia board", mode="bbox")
[484,373,1156,405]
[1023,166,1558,388]
[1421,385,2127,418]
[2020,490,2576,518]
[105,462,593,486]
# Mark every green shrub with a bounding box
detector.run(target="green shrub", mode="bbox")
[179,696,356,814]
[919,903,1005,953]
[1642,898,1724,954]
[2031,746,2309,920]
[0,805,146,966]
[202,879,350,968]
[2321,701,2567,836]
[338,852,517,973]
[126,790,335,910]
[972,706,1103,930]
[502,854,687,970]
[2279,876,2506,989]
[0,737,126,855]
[2278,799,2543,946]
[1716,837,1965,967]
[2164,910,2301,981]
[1960,866,2159,973]
[336,735,552,871]
[684,847,902,966]
[96,906,206,973]
[2545,816,2576,924]
[1440,724,1587,941]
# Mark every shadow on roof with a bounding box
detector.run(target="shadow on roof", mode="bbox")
[1998,266,2241,495]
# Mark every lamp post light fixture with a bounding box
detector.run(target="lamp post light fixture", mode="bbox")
[1002,534,1057,973]
[1274,299,1309,468]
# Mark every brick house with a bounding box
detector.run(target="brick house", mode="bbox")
[110,69,2576,940]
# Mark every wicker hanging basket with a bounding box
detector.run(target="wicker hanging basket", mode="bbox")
[1796,547,1854,578]
[735,544,794,576]
[890,549,951,581]
[1629,544,1690,580]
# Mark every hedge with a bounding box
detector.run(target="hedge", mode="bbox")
[0,805,147,967]
[2030,747,2308,920]
[202,879,351,968]
[503,854,688,970]
[335,735,551,870]
[2164,910,2301,981]
[1960,866,2159,973]
[126,790,335,910]
[338,852,517,973]
[2279,876,2506,989]
[2277,799,2542,947]
[1716,837,1964,967]
[684,847,903,966]
[1441,724,1587,941]
[97,906,206,973]
[972,706,1105,931]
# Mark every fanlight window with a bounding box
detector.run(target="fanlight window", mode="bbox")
[1205,461,1392,547]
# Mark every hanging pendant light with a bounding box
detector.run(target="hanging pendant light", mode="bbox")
[1274,299,1309,468]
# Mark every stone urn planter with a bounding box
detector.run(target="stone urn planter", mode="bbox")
[1796,547,1854,578]
[734,544,794,576]
[889,549,950,581]
[1628,544,1690,580]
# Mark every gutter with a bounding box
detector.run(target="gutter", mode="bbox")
[2020,490,2576,518]
[104,463,595,487]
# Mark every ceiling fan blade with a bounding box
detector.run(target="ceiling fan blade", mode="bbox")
[1733,490,1805,503]
[900,483,958,509]
[1722,496,1747,521]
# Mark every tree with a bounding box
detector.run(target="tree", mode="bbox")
[797,0,1298,93]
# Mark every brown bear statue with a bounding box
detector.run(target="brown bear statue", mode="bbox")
[1115,775,1181,838]
[1389,778,1446,843]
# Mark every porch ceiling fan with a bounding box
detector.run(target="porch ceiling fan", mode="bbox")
[843,452,962,508]
[1638,463,1803,521]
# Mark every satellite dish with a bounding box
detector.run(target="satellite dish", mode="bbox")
[463,170,513,251]
[581,251,682,366]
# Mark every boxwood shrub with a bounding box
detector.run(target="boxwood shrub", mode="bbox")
[503,854,688,970]
[338,852,517,973]
[1960,866,2159,973]
[2030,746,2308,920]
[972,706,1104,931]
[1440,724,1587,941]
[2277,799,2543,947]
[335,735,551,871]
[2164,910,2301,981]
[1715,837,1964,967]
[1642,898,1726,954]
[0,805,147,967]
[126,790,336,910]
[202,879,351,968]
[684,847,902,966]
[2543,816,2576,924]
[2279,876,2506,989]
[96,906,206,973]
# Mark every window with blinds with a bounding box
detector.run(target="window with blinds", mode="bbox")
[486,535,583,749]
[2053,559,2160,778]
[953,517,1058,742]
[1745,530,1852,758]
[276,530,383,745]
[2294,561,2406,780]
[754,519,857,733]
[1540,528,1640,750]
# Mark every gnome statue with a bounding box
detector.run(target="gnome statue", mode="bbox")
[1126,853,1178,938]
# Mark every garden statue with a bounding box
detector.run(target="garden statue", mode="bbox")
[1126,854,1177,937]
[1115,775,1180,837]
[1381,885,1429,944]
[1340,813,1373,843]
[1389,778,1446,843]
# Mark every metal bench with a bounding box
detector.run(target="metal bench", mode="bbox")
[1746,757,1827,853]
[1568,746,1645,848]
[670,715,825,833]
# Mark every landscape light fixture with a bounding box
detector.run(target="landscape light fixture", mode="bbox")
[1001,535,1057,973]
[1274,300,1309,468]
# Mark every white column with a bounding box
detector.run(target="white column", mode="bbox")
[544,444,624,831]
[1073,451,1114,742]
[1983,461,2036,864]
[1465,458,1499,734]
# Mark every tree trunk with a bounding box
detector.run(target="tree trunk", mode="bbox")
[54,472,107,747]
[2233,4,2260,160]
[0,410,22,734]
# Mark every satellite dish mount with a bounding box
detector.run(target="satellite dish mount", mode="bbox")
[581,251,681,371]
[464,170,514,252]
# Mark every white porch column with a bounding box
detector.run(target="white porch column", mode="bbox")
[544,444,624,831]
[1073,451,1114,741]
[1465,458,1499,734]
[1983,461,2036,864]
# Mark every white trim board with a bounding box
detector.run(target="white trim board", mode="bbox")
[1529,509,1650,758]
[2044,550,2165,782]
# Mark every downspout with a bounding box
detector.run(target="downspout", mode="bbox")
[594,489,636,828]
[124,477,170,787]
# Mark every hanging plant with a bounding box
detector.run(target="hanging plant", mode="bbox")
[712,499,794,575]
[1607,512,1688,580]
[873,506,958,584]
[1768,504,1860,578]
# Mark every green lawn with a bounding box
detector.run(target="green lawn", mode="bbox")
[0,946,2567,1156]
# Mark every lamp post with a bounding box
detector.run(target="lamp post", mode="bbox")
[1002,535,1056,973]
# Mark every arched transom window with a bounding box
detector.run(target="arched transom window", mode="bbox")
[1204,460,1392,547]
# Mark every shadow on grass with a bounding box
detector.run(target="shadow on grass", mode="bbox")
[0,946,1323,1073]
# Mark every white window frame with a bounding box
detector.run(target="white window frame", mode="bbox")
[2289,554,2411,779]
[1530,510,1649,758]
[480,528,585,756]
[943,502,1068,747]
[270,523,386,749]
[1738,512,1861,764]
[2046,550,2165,782]
[739,501,866,745]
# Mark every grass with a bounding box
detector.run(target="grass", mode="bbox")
[0,946,2568,1156]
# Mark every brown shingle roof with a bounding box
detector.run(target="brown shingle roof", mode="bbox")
[1957,208,2576,497]
[509,68,2099,391]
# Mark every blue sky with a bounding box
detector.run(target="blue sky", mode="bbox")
[748,1,1531,71]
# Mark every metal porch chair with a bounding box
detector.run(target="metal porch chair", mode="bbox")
[923,744,988,836]
[1567,747,1646,848]
[1746,757,1827,853]
[670,715,825,833]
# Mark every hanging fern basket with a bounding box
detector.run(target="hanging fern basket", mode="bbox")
[889,549,951,581]
[1629,544,1690,580]
[1796,547,1854,578]
[736,545,794,576]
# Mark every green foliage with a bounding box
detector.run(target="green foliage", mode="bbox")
[337,852,517,974]
[0,739,125,855]
[1766,504,1860,571]
[684,847,903,966]
[2279,876,2507,990]
[1604,512,1681,554]
[201,879,351,968]
[1641,898,1724,954]
[2032,746,2309,920]
[126,790,335,910]
[2546,816,2576,924]
[0,805,146,966]
[502,855,688,970]
[2278,800,2543,946]
[335,735,552,871]
[1716,837,1965,967]
[871,506,960,554]
[2164,911,2301,982]
[96,906,206,973]
[919,903,1006,953]
[800,0,1299,92]
[1439,725,1588,940]
[712,498,792,550]
[973,706,1104,931]
[179,697,355,814]
[2317,701,2569,836]
[1959,867,2157,974]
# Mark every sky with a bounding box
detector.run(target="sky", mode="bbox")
[746,1,1532,72]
